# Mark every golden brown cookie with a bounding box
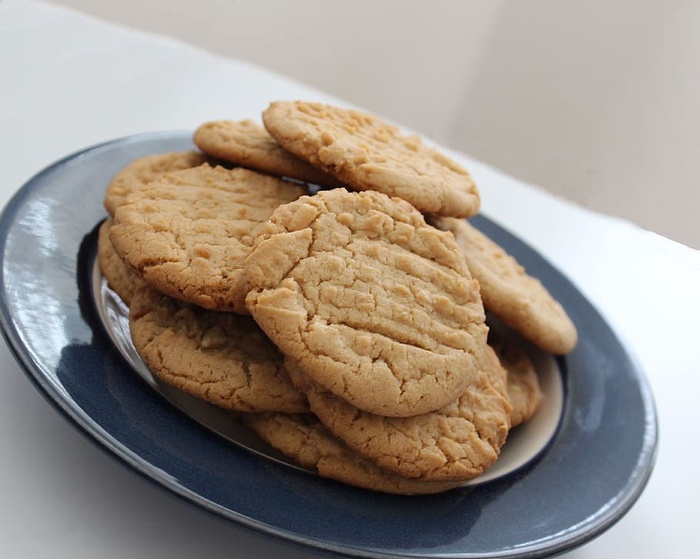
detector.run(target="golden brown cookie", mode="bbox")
[242,413,463,494]
[104,151,207,216]
[244,188,489,418]
[97,217,145,306]
[110,164,307,313]
[492,339,543,427]
[262,101,480,217]
[433,217,578,354]
[193,119,342,187]
[128,285,308,413]
[286,344,511,482]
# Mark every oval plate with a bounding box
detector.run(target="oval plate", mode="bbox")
[0,133,658,558]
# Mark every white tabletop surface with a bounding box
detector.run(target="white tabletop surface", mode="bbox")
[1,1,698,558]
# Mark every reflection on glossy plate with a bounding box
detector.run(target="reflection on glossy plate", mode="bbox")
[0,132,658,558]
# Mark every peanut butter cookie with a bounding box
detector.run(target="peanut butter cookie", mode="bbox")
[104,151,207,216]
[129,285,308,413]
[242,412,463,494]
[244,188,488,417]
[492,339,543,427]
[193,119,342,187]
[110,164,306,313]
[97,217,145,306]
[262,101,480,217]
[433,217,578,354]
[286,344,511,482]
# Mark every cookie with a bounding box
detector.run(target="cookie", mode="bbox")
[97,217,145,306]
[110,164,306,313]
[128,285,308,413]
[262,101,480,217]
[286,344,511,482]
[193,119,342,187]
[432,217,578,354]
[242,412,463,494]
[104,151,207,216]
[491,339,543,427]
[244,188,488,417]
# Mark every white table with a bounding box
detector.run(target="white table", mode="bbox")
[1,1,698,557]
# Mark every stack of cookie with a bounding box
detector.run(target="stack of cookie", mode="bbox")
[98,101,577,494]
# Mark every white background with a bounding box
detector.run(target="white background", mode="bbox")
[45,0,700,249]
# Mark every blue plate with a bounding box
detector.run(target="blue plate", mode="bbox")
[0,133,658,558]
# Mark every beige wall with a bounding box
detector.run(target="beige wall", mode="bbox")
[45,0,699,248]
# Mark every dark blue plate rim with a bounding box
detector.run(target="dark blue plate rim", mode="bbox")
[0,132,658,558]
